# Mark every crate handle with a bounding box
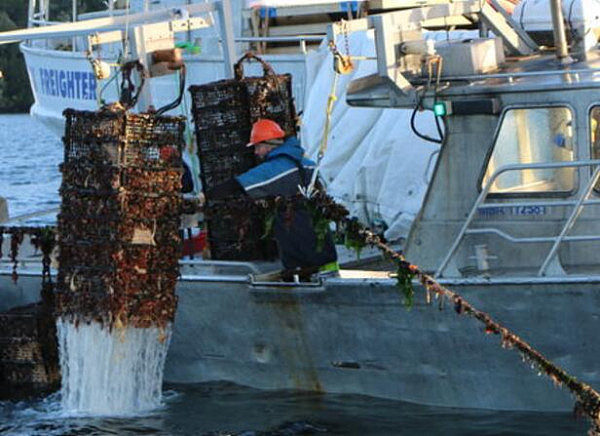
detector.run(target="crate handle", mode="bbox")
[234,52,276,81]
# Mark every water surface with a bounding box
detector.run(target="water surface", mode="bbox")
[0,114,61,223]
[0,382,589,435]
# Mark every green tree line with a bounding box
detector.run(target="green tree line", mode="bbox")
[0,0,102,113]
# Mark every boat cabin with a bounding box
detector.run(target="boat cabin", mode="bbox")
[407,59,600,279]
[339,0,600,280]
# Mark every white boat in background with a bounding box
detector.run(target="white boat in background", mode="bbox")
[13,0,417,136]
[18,0,320,137]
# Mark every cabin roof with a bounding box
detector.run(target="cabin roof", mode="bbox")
[434,50,600,98]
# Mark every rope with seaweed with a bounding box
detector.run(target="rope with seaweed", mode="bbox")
[253,192,600,432]
[0,226,56,284]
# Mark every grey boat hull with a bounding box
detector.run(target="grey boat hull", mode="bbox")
[3,269,598,412]
[165,275,600,412]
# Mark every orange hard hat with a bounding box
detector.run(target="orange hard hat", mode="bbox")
[246,119,285,147]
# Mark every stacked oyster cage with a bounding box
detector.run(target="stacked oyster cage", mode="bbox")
[56,109,185,329]
[0,227,58,399]
[0,303,60,399]
[189,53,297,260]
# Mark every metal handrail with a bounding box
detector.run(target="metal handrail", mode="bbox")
[0,256,263,275]
[465,228,600,243]
[235,35,325,43]
[432,67,600,83]
[29,19,65,26]
[24,17,325,54]
[179,259,261,274]
[538,165,600,275]
[435,159,600,278]
[3,207,59,224]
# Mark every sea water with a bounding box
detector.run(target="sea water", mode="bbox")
[0,114,590,435]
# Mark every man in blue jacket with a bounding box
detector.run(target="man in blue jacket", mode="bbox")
[207,118,338,278]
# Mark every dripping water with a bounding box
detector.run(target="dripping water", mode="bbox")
[56,319,172,415]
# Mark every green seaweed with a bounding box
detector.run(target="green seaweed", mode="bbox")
[396,265,415,308]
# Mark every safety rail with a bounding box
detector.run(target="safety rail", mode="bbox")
[435,160,600,278]
[179,259,261,274]
[235,35,325,54]
[24,19,325,54]
[29,19,65,27]
[2,208,59,224]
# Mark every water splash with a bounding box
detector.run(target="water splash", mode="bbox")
[56,319,172,416]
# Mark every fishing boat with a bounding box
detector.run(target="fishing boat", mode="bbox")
[2,0,600,415]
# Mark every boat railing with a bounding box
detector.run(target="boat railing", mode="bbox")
[2,208,60,224]
[235,35,325,54]
[29,18,67,27]
[179,259,261,274]
[436,159,600,278]
[27,12,325,55]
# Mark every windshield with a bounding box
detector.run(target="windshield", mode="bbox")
[482,106,575,195]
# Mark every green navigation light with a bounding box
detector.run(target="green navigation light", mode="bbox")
[433,102,447,117]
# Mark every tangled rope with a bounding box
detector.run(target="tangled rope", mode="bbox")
[360,229,600,432]
[256,192,600,433]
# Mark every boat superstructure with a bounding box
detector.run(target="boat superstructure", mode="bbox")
[166,0,600,412]
[340,0,600,280]
[6,0,423,136]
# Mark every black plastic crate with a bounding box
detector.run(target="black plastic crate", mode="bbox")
[189,80,248,109]
[195,127,252,154]
[189,53,297,261]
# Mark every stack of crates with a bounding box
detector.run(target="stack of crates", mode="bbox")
[189,53,296,261]
[56,109,185,329]
[0,302,60,399]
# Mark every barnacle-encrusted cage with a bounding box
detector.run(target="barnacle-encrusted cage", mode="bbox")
[56,109,185,329]
[189,53,297,261]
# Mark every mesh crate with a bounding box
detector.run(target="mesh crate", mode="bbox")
[189,53,296,261]
[0,304,60,399]
[57,109,185,329]
[189,80,249,110]
[245,74,296,135]
[194,127,252,154]
[203,199,278,261]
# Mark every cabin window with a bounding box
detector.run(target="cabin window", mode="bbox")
[590,106,600,191]
[482,107,574,194]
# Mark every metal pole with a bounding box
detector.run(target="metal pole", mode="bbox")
[129,26,153,112]
[217,0,236,79]
[549,0,572,64]
[27,0,36,28]
[538,165,600,276]
[72,0,77,52]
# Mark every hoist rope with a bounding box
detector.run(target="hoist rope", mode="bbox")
[303,68,339,198]
[358,225,600,434]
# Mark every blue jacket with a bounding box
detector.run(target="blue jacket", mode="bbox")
[236,137,316,198]
[235,136,337,271]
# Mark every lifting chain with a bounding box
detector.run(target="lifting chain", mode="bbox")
[329,20,354,75]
